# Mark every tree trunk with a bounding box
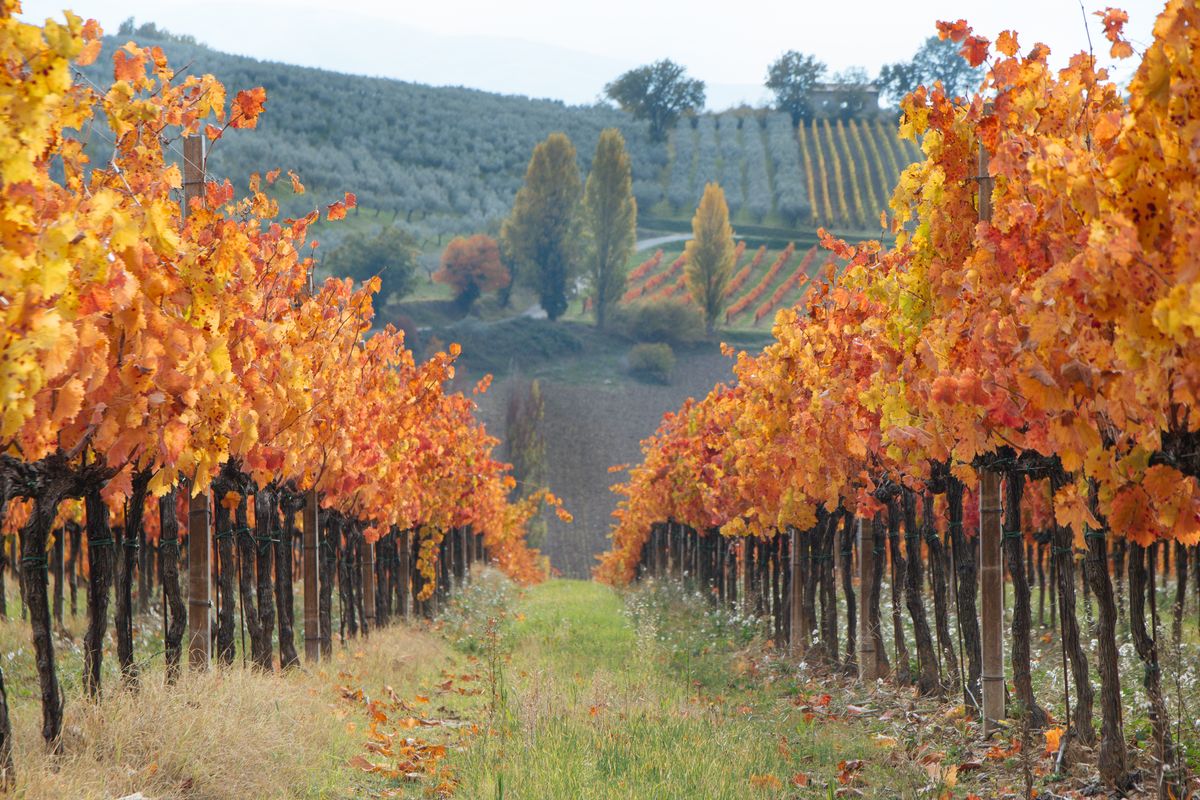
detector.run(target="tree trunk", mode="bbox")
[253,490,276,669]
[116,469,151,683]
[1084,525,1129,789]
[159,487,186,680]
[923,492,959,690]
[1128,542,1182,798]
[901,489,940,695]
[83,486,115,697]
[886,499,911,685]
[1003,471,1046,727]
[947,476,981,715]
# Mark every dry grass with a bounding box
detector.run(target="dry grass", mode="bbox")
[0,615,452,800]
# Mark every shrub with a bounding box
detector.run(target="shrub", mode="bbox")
[434,234,510,310]
[616,299,704,345]
[628,343,675,384]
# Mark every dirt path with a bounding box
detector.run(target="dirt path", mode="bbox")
[635,232,691,251]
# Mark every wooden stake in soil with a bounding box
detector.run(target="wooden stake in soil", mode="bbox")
[980,468,1005,735]
[302,490,319,663]
[187,484,212,670]
[362,540,376,635]
[183,136,212,671]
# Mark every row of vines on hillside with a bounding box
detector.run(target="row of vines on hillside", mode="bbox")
[602,6,1200,795]
[0,7,561,778]
[662,112,912,229]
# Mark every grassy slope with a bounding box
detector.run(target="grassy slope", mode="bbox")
[448,578,927,799]
[0,607,455,799]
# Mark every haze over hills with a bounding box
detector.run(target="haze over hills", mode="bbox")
[75,24,918,254]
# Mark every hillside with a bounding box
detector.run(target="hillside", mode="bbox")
[79,25,920,250]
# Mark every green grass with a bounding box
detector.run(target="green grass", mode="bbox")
[443,578,928,799]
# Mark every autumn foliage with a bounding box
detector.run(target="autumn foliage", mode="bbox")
[434,234,510,309]
[0,4,561,759]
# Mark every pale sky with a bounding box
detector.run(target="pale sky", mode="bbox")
[20,0,1166,108]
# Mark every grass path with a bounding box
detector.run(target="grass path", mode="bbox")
[444,578,928,799]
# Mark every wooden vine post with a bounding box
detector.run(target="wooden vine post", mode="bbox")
[183,136,212,671]
[362,540,376,635]
[302,490,319,663]
[976,110,1004,734]
[857,515,876,680]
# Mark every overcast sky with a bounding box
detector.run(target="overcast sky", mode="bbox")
[20,0,1167,108]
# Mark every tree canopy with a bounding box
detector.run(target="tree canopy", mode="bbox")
[434,234,510,311]
[323,225,418,304]
[501,133,583,321]
[581,129,637,329]
[684,183,737,335]
[764,51,827,124]
[877,35,983,104]
[605,60,705,143]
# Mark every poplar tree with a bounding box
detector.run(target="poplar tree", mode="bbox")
[501,133,582,321]
[684,183,736,335]
[581,129,637,329]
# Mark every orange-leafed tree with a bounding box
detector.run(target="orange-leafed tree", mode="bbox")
[434,234,510,312]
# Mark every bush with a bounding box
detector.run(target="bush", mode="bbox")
[628,343,675,384]
[616,299,705,345]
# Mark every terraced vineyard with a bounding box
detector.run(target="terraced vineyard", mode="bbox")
[656,112,923,232]
[621,243,828,329]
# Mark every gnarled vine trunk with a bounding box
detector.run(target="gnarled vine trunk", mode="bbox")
[840,513,857,671]
[253,489,276,669]
[83,485,114,697]
[923,492,958,691]
[275,489,302,669]
[212,472,237,666]
[901,489,940,695]
[946,476,981,715]
[886,498,911,685]
[1003,471,1046,727]
[1083,523,1129,789]
[318,511,337,656]
[869,514,889,677]
[235,493,265,669]
[116,469,151,683]
[1128,542,1181,798]
[1049,471,1093,745]
[159,487,186,680]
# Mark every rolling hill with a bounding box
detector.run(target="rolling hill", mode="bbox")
[79,24,923,252]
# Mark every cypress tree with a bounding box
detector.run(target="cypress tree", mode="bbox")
[501,133,582,321]
[684,183,736,335]
[581,129,637,329]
